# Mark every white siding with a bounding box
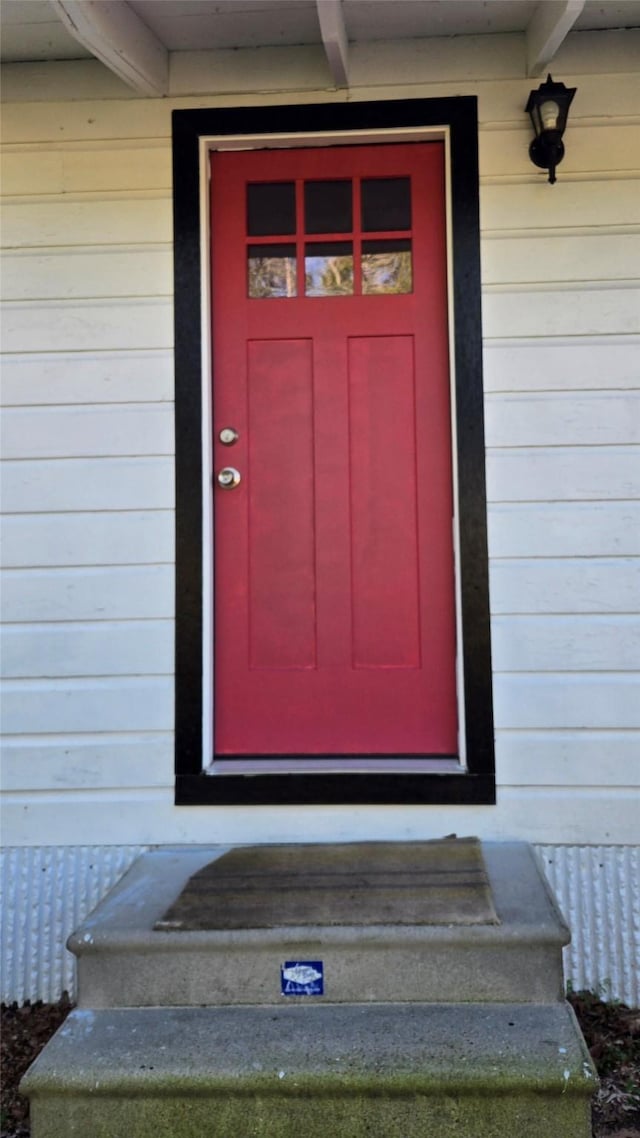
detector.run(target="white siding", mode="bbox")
[1,511,174,567]
[1,351,174,405]
[2,456,174,512]
[1,33,639,859]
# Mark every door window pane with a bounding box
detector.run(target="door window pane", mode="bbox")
[304,181,352,234]
[248,244,297,298]
[247,183,296,236]
[361,178,411,232]
[362,240,412,295]
[305,242,353,296]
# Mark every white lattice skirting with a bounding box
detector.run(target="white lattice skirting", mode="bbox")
[1,843,638,1006]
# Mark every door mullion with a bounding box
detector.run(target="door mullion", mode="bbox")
[295,178,305,297]
[353,177,362,295]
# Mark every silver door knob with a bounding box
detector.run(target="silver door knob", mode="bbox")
[217,466,241,489]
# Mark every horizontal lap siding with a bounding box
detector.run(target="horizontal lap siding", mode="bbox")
[1,403,174,457]
[0,565,174,622]
[481,237,640,288]
[483,338,640,392]
[480,67,640,843]
[2,249,173,302]
[490,559,639,613]
[1,677,174,734]
[1,511,174,567]
[0,146,171,197]
[1,300,174,354]
[477,55,639,842]
[0,46,638,849]
[1,197,172,248]
[1,620,174,677]
[0,61,180,838]
[1,350,174,403]
[491,615,640,670]
[2,457,174,512]
[487,446,640,501]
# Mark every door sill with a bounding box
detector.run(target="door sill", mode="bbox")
[207,757,463,776]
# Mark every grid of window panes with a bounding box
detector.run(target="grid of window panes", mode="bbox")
[247,178,412,298]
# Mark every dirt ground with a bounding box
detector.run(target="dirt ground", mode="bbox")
[568,990,640,1137]
[1,992,639,1137]
[1,997,72,1138]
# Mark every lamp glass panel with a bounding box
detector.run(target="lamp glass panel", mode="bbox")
[530,103,542,136]
[540,100,560,130]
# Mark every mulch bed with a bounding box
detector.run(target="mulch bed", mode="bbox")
[1,992,639,1136]
[1,996,72,1138]
[568,990,640,1137]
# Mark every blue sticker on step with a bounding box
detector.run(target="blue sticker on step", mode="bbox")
[281,961,324,996]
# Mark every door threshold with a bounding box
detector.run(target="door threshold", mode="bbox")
[206,757,463,776]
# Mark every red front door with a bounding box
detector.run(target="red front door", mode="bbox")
[211,142,457,757]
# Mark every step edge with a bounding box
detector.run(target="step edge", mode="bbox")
[68,926,569,954]
[21,1002,598,1099]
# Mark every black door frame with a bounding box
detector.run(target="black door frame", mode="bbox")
[172,97,495,806]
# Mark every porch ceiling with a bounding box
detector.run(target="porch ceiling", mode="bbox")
[1,0,639,93]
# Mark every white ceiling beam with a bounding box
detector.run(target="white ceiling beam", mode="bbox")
[526,0,585,78]
[50,1,169,96]
[317,0,349,88]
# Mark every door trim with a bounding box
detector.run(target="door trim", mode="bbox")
[173,97,495,806]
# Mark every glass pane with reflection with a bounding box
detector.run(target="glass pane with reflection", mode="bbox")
[362,240,412,295]
[247,183,296,236]
[305,242,353,296]
[361,178,411,232]
[248,244,297,298]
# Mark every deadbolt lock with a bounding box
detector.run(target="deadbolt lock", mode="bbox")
[219,427,239,446]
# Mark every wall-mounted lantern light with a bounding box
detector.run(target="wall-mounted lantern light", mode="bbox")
[525,74,577,184]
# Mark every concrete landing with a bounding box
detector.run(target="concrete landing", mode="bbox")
[69,842,570,1007]
[155,838,499,928]
[23,1001,596,1138]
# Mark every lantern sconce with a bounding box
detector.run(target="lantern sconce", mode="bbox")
[525,74,577,184]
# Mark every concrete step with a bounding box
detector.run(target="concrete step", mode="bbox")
[23,1001,596,1138]
[69,842,570,1008]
